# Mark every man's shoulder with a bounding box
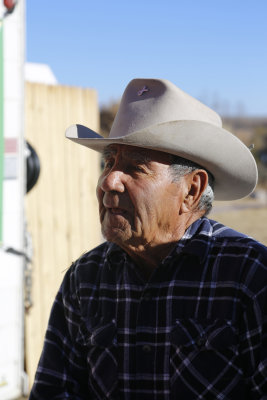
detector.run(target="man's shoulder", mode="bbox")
[207,219,267,290]
[186,218,267,266]
[75,241,112,264]
[71,241,120,272]
[183,218,267,267]
[208,218,267,255]
[190,218,267,295]
[61,241,121,292]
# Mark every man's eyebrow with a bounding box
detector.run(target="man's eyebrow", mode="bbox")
[124,150,152,163]
[102,146,152,163]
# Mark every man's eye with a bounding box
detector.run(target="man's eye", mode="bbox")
[128,165,145,173]
[134,166,144,172]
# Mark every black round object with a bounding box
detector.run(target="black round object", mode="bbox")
[26,141,40,193]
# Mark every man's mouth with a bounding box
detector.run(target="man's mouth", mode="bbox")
[108,207,127,215]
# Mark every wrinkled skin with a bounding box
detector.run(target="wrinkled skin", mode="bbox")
[97,144,206,273]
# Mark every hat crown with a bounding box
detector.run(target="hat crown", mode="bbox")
[65,77,258,201]
[110,78,222,138]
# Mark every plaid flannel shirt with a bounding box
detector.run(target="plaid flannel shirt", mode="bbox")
[29,218,267,399]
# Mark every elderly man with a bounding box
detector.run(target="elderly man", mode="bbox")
[30,79,267,399]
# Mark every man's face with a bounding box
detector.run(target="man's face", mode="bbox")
[96,144,188,251]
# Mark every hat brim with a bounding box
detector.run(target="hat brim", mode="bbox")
[65,120,258,201]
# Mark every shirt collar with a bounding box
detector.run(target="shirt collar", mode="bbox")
[159,218,212,264]
[106,242,127,267]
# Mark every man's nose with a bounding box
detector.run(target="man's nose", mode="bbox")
[99,169,125,193]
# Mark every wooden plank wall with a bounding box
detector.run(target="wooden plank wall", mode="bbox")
[24,82,101,386]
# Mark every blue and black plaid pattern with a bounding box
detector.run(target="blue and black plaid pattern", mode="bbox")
[30,218,267,399]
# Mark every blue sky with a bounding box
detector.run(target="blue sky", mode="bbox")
[26,0,267,116]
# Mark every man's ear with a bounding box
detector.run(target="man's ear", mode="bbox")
[181,170,209,213]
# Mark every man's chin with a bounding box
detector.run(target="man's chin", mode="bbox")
[101,226,132,244]
[101,213,133,242]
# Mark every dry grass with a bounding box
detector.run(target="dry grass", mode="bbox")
[210,205,267,246]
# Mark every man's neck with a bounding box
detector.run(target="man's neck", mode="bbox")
[120,212,203,279]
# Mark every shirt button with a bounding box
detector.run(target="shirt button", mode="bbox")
[142,344,152,353]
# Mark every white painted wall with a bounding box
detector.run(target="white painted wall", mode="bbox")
[0,0,27,398]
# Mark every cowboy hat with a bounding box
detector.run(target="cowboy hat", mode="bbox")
[65,78,258,201]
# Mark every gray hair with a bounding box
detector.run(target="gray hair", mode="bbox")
[169,155,214,216]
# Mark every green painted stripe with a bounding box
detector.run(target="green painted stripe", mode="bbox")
[0,21,3,242]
